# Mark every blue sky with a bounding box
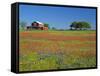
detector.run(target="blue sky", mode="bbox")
[19,4,96,29]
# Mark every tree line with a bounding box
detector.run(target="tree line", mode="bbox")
[20,21,91,30]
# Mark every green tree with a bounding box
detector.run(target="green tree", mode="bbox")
[20,21,27,30]
[44,23,50,29]
[44,23,48,27]
[70,21,91,30]
[77,22,91,30]
[76,22,83,30]
[70,21,78,30]
[81,22,91,30]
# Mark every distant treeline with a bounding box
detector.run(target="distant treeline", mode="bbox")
[19,21,91,30]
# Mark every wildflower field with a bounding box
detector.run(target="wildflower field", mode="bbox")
[19,30,96,71]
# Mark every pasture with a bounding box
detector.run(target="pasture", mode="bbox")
[19,30,96,71]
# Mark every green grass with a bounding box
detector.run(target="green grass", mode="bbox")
[19,30,96,71]
[19,52,96,71]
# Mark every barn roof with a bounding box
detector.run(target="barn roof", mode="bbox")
[35,21,44,25]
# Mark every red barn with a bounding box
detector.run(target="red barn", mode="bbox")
[27,21,48,30]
